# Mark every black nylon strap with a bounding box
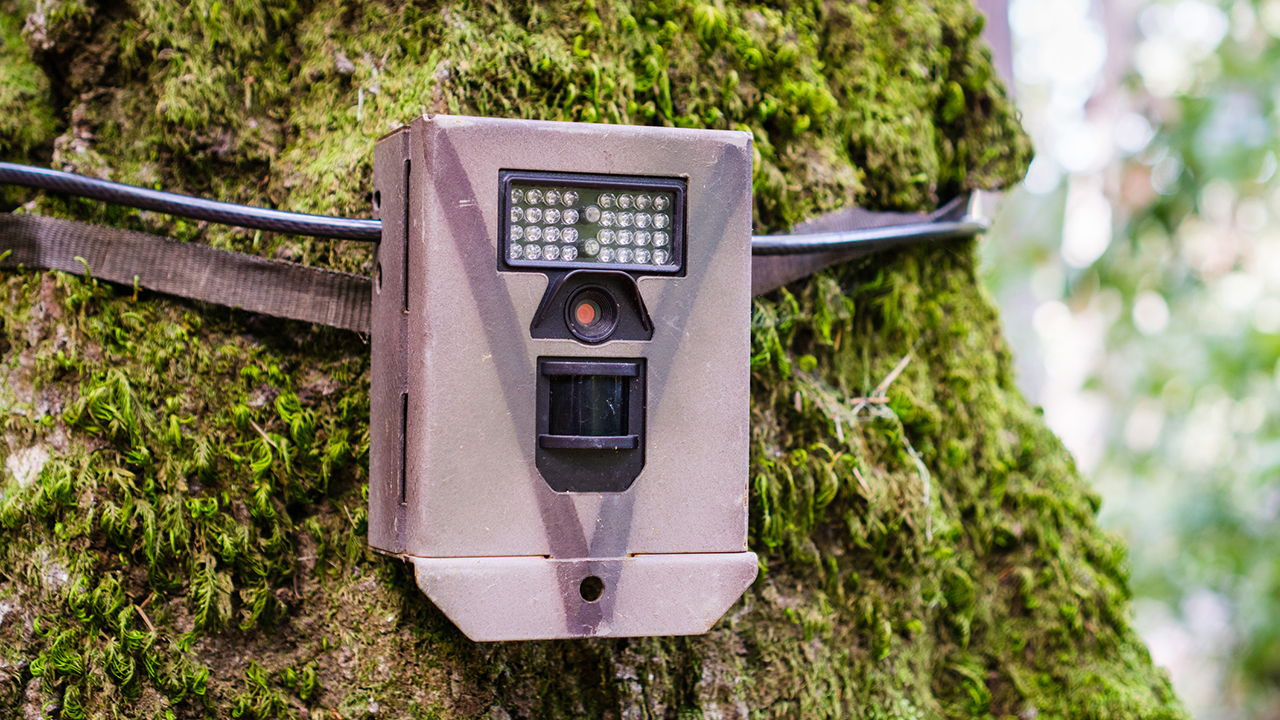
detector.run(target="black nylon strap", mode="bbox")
[0,213,372,333]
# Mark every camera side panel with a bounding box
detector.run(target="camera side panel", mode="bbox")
[367,128,410,556]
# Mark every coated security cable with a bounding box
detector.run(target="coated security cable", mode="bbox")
[750,218,988,255]
[748,192,994,295]
[0,162,383,241]
[1,162,995,329]
[0,163,993,252]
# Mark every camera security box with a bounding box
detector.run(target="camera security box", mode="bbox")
[368,115,756,641]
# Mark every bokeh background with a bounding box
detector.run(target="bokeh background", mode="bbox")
[983,0,1280,716]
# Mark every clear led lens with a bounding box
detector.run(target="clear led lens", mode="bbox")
[507,181,677,270]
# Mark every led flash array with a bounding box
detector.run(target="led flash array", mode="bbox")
[504,181,678,270]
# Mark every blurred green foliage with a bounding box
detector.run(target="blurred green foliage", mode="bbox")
[986,0,1280,716]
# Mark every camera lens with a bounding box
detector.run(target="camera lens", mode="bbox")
[574,299,600,326]
[565,286,619,343]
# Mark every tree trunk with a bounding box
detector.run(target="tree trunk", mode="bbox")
[0,0,1184,718]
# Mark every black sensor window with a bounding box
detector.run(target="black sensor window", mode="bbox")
[548,375,628,437]
[535,358,646,493]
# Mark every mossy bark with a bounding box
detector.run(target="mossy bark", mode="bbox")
[0,0,1182,718]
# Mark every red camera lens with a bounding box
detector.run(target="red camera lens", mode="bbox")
[574,298,600,326]
[565,287,618,343]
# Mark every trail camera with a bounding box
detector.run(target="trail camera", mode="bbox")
[368,115,757,641]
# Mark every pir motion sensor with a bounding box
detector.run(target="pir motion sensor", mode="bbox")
[0,161,989,254]
[0,116,995,641]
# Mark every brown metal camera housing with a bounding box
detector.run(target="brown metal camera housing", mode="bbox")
[368,115,756,641]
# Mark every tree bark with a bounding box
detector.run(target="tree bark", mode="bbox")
[0,0,1183,718]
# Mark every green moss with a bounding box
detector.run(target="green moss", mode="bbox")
[0,0,1178,718]
[742,246,1181,719]
[0,0,56,162]
[4,0,1030,252]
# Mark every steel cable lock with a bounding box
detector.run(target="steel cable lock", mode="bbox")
[0,116,997,641]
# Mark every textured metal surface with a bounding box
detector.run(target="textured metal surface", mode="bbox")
[369,114,757,640]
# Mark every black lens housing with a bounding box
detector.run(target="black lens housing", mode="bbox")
[529,270,654,344]
[565,286,619,344]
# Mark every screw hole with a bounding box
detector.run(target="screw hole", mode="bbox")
[373,190,381,211]
[579,575,604,602]
[375,262,383,293]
